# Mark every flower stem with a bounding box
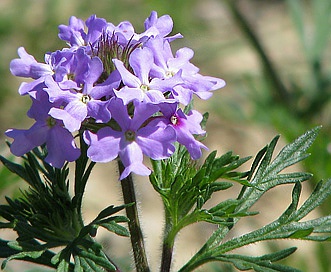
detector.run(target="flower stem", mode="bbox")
[160,238,174,272]
[160,208,175,272]
[117,160,150,272]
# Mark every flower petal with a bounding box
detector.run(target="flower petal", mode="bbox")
[84,128,121,163]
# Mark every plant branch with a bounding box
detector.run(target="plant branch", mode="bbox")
[160,209,175,272]
[117,160,150,272]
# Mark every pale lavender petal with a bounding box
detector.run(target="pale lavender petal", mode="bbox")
[114,86,144,105]
[89,70,121,99]
[185,110,206,135]
[18,77,45,96]
[175,127,207,160]
[149,72,183,92]
[49,108,82,132]
[65,99,88,120]
[129,47,153,84]
[58,16,86,46]
[113,59,141,87]
[27,91,54,120]
[45,125,80,168]
[137,126,176,159]
[5,123,48,156]
[108,98,131,129]
[87,100,111,123]
[203,75,226,90]
[10,47,52,79]
[85,57,103,85]
[131,101,159,130]
[172,85,193,105]
[74,48,91,85]
[84,128,121,162]
[145,89,168,104]
[44,76,77,103]
[119,141,150,179]
[85,15,107,44]
[144,11,173,37]
[171,47,195,69]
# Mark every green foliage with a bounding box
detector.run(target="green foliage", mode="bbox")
[150,144,251,238]
[151,127,331,271]
[0,146,128,271]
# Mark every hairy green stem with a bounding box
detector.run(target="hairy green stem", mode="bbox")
[118,160,150,272]
[160,210,175,272]
[160,241,173,272]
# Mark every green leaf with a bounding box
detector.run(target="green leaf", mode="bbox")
[180,127,324,271]
[2,250,45,270]
[0,155,30,183]
[73,255,83,272]
[56,258,70,272]
[77,249,116,271]
[100,221,130,237]
[94,204,129,221]
[288,228,314,239]
[215,247,300,272]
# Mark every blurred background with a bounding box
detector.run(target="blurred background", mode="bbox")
[0,0,330,271]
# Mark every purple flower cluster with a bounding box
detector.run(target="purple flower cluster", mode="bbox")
[7,12,225,179]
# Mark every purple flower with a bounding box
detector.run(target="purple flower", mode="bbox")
[58,15,107,48]
[10,47,53,97]
[5,92,80,168]
[153,103,207,159]
[44,53,113,132]
[113,47,182,104]
[58,16,86,47]
[106,20,136,46]
[10,47,53,79]
[143,11,183,42]
[84,98,176,179]
[10,47,80,97]
[85,15,108,46]
[147,37,226,103]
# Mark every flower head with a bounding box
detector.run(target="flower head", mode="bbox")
[7,11,225,175]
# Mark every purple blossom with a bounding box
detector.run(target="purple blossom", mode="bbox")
[10,47,53,79]
[58,16,86,47]
[5,92,80,168]
[113,47,182,104]
[84,98,176,179]
[10,47,80,97]
[153,103,207,159]
[143,11,183,42]
[106,20,136,46]
[147,37,226,103]
[58,15,107,48]
[44,53,113,132]
[10,47,53,97]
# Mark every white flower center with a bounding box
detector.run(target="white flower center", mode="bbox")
[81,94,91,104]
[140,84,149,92]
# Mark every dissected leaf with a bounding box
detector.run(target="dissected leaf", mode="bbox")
[215,247,300,272]
[100,221,130,237]
[179,127,329,271]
